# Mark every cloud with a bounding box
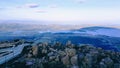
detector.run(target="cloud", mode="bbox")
[17,3,39,8]
[0,8,3,10]
[36,10,46,13]
[25,3,39,8]
[75,0,87,3]
[0,7,5,10]
[49,4,58,8]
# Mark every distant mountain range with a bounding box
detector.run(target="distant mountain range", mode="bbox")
[0,24,120,51]
[0,22,120,37]
[71,26,120,37]
[48,26,120,37]
[0,22,81,31]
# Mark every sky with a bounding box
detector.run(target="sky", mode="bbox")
[0,0,120,25]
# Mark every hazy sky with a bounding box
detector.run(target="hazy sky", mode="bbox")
[0,0,120,25]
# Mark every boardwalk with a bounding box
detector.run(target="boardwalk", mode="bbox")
[0,44,29,65]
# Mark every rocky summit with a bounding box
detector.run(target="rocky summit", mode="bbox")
[1,40,120,68]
